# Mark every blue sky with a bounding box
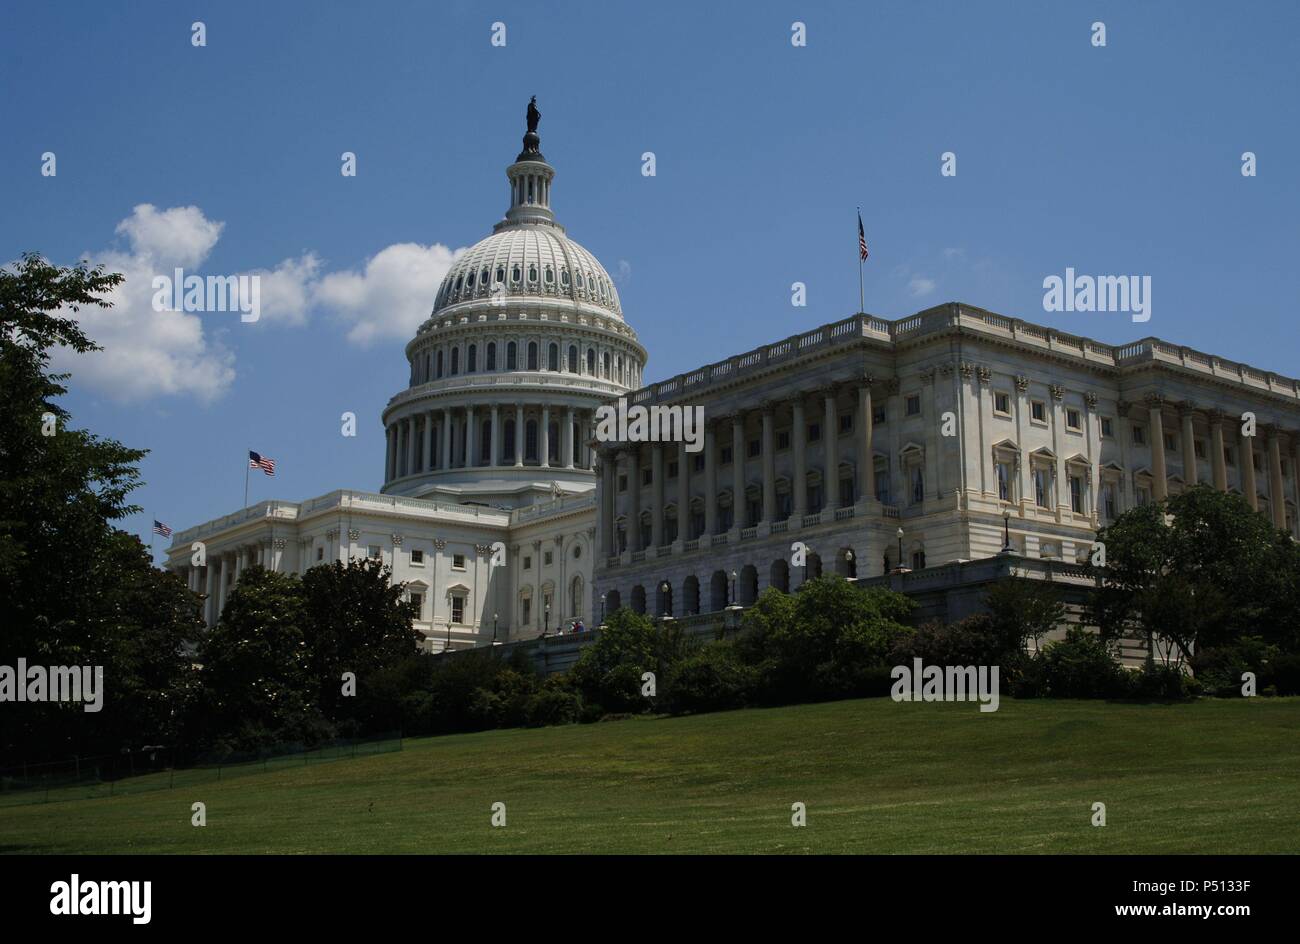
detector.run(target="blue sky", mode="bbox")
[2,0,1297,560]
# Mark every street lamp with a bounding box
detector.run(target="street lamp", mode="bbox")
[600,592,607,625]
[492,612,499,645]
[729,569,737,606]
[1001,509,1013,553]
[844,547,855,577]
[544,601,551,638]
[896,527,904,569]
[660,580,671,617]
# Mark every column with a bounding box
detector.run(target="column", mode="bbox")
[540,405,551,468]
[1015,378,1032,508]
[677,439,691,541]
[859,382,875,502]
[731,413,745,530]
[761,404,776,522]
[216,554,228,619]
[1267,431,1286,528]
[490,405,501,467]
[465,405,476,467]
[385,425,395,481]
[563,407,575,469]
[627,445,642,550]
[203,563,215,627]
[1147,396,1168,501]
[792,399,807,518]
[1240,424,1258,510]
[442,407,453,471]
[704,423,718,536]
[1210,413,1228,491]
[514,404,524,467]
[601,450,616,555]
[1116,401,1132,511]
[424,411,433,471]
[651,444,664,547]
[1051,386,1067,513]
[407,416,417,476]
[1180,405,1198,486]
[824,388,840,508]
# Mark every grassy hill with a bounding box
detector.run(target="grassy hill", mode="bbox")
[3,696,1298,854]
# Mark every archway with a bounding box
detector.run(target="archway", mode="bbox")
[770,559,790,593]
[709,570,728,611]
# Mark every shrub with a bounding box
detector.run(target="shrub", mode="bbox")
[1191,636,1278,697]
[664,643,754,715]
[1128,662,1200,700]
[1041,628,1128,698]
[524,678,582,727]
[1273,654,1300,696]
[570,608,695,713]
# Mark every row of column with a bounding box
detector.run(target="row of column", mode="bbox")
[410,337,641,389]
[386,404,595,483]
[183,541,283,627]
[598,382,882,557]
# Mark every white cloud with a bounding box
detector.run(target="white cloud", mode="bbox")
[53,205,236,403]
[247,252,321,327]
[908,276,937,297]
[314,242,463,346]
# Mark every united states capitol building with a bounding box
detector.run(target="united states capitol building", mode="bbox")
[167,106,1300,652]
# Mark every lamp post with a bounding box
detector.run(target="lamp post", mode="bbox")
[544,601,551,638]
[896,527,904,569]
[844,547,855,578]
[445,593,452,653]
[660,580,671,618]
[492,612,499,645]
[729,569,737,606]
[1001,509,1013,553]
[600,592,607,626]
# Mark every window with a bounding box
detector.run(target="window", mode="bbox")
[523,555,532,570]
[316,547,324,561]
[1164,432,1177,453]
[748,439,761,458]
[777,431,790,450]
[544,551,553,566]
[451,595,465,624]
[642,468,652,486]
[507,341,517,370]
[911,550,926,570]
[910,467,924,505]
[1030,401,1046,424]
[548,343,559,371]
[618,475,627,492]
[994,392,1011,416]
[568,345,578,372]
[996,461,1011,501]
[1070,475,1083,514]
[1136,485,1152,506]
[693,454,704,473]
[905,395,921,416]
[450,348,459,375]
[839,413,852,433]
[436,350,444,378]
[522,597,531,625]
[587,348,595,373]
[467,344,477,372]
[486,343,496,371]
[873,404,887,425]
[573,545,582,559]
[411,549,424,565]
[409,592,423,616]
[527,342,538,370]
[721,446,733,465]
[839,476,854,506]
[368,545,381,559]
[1224,446,1235,467]
[452,553,466,570]
[668,461,678,478]
[1194,439,1206,460]
[1066,409,1081,431]
[1132,425,1146,445]
[808,423,821,443]
[1034,468,1050,508]
[1103,483,1117,521]
[875,469,891,504]
[807,483,823,513]
[1101,417,1114,438]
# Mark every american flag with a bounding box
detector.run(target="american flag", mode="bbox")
[249,450,276,476]
[152,520,172,537]
[858,211,870,261]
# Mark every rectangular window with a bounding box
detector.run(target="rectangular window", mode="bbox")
[1136,485,1152,506]
[875,470,891,505]
[1194,440,1206,460]
[808,423,821,443]
[1132,425,1146,445]
[411,549,424,565]
[1100,417,1114,438]
[1034,469,1049,508]
[618,474,627,492]
[1066,409,1081,431]
[807,484,823,513]
[996,462,1010,501]
[668,461,678,478]
[1103,483,1117,520]
[1070,475,1083,514]
[748,439,761,458]
[905,395,921,417]
[872,404,887,425]
[777,430,791,450]
[910,467,924,505]
[451,595,464,624]
[316,547,324,561]
[544,551,553,566]
[452,553,466,570]
[643,468,652,486]
[1224,447,1235,467]
[839,413,852,433]
[1030,401,1047,424]
[522,598,531,624]
[1164,432,1177,453]
[523,555,532,570]
[368,545,381,559]
[693,454,704,473]
[994,392,1011,415]
[721,446,733,465]
[409,592,423,616]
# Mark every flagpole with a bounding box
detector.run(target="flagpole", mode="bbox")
[857,207,865,314]
[244,451,250,508]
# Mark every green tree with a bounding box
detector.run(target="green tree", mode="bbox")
[1094,485,1300,662]
[985,577,1066,653]
[570,607,693,713]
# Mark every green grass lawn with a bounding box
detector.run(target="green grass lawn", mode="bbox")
[3,697,1298,854]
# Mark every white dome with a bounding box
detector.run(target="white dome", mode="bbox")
[432,224,623,321]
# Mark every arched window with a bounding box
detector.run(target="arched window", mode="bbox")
[507,341,517,370]
[504,419,516,462]
[528,265,538,283]
[525,419,539,462]
[467,344,477,372]
[527,342,538,371]
[603,352,610,378]
[495,267,504,284]
[480,419,492,464]
[586,348,595,374]
[479,269,488,289]
[561,268,570,287]
[548,422,560,464]
[436,350,443,378]
[511,265,521,284]
[567,345,578,372]
[486,342,496,371]
[548,343,559,371]
[450,347,459,375]
[544,266,554,284]
[570,575,584,621]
